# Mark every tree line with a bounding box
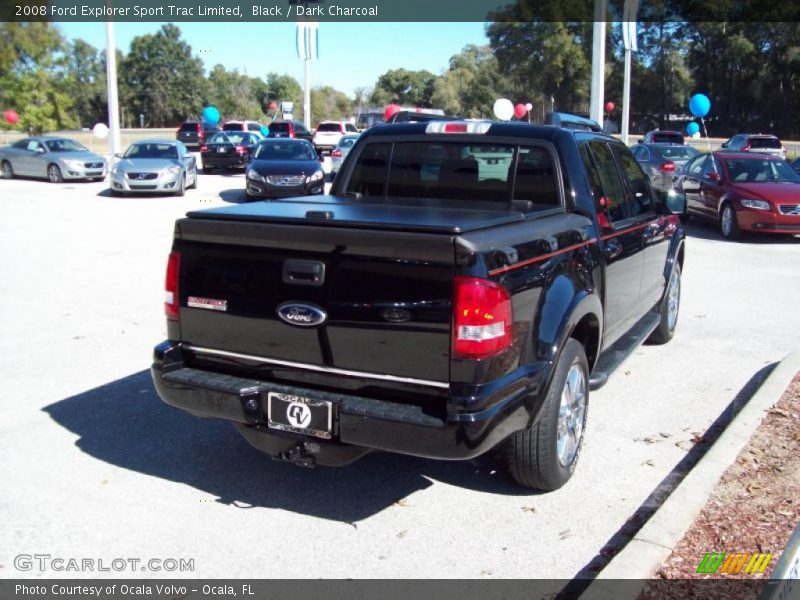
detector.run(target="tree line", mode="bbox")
[1,21,798,137]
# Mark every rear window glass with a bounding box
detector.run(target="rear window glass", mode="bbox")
[652,133,683,144]
[346,141,560,209]
[268,122,289,133]
[223,123,243,131]
[317,123,341,132]
[657,146,699,160]
[749,137,782,149]
[180,123,198,132]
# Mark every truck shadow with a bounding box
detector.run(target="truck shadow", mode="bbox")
[43,370,531,523]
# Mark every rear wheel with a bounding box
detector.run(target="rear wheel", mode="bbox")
[203,166,213,174]
[504,338,589,491]
[48,164,63,183]
[720,203,741,240]
[647,263,681,345]
[1,161,13,179]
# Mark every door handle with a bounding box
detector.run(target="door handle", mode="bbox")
[603,239,623,260]
[642,223,661,240]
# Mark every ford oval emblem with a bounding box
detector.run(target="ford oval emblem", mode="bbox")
[276,302,327,327]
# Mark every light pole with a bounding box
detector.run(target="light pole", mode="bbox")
[296,22,318,130]
[589,0,607,128]
[105,17,121,158]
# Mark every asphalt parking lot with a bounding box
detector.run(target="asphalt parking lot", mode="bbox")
[1,171,798,580]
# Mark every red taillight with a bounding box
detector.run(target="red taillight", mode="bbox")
[235,145,247,154]
[659,161,675,172]
[331,149,342,157]
[743,142,751,151]
[452,276,512,360]
[288,125,295,138]
[165,252,180,321]
[200,145,208,153]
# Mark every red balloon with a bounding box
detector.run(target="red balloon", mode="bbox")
[3,110,20,125]
[384,104,401,120]
[267,101,278,111]
[514,103,527,118]
[605,102,615,112]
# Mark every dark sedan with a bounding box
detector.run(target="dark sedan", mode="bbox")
[631,143,699,191]
[675,151,800,239]
[245,139,324,201]
[201,132,260,172]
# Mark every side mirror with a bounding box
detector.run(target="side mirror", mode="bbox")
[654,188,687,215]
[705,171,720,183]
[37,147,46,154]
[720,142,729,148]
[114,153,124,159]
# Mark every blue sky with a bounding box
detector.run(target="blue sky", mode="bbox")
[55,22,490,97]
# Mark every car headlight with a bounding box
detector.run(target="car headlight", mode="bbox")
[166,165,181,175]
[247,169,265,182]
[740,199,771,210]
[307,170,324,183]
[63,159,84,169]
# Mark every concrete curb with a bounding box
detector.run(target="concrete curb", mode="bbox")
[581,350,800,599]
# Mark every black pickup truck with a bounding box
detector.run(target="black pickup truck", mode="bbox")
[152,116,686,490]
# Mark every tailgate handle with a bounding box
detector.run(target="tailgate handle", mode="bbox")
[283,259,325,286]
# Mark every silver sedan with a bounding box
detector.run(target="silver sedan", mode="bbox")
[0,136,107,182]
[330,134,360,176]
[109,140,197,196]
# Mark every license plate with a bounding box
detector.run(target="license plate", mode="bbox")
[267,392,332,439]
[217,147,227,153]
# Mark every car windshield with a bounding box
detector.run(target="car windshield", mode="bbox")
[124,143,179,159]
[657,146,699,160]
[254,141,317,161]
[45,139,88,152]
[725,158,800,183]
[749,137,782,149]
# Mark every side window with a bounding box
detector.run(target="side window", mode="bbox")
[513,146,559,206]
[13,140,29,150]
[610,144,654,218]
[702,156,722,179]
[27,140,42,152]
[345,142,390,197]
[587,141,629,223]
[346,123,359,133]
[687,156,706,176]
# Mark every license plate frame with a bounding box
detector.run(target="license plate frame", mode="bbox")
[267,392,332,439]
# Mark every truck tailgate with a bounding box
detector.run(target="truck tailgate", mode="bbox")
[174,217,456,383]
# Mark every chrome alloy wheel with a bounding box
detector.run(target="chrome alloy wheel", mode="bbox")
[667,267,681,331]
[557,364,586,468]
[721,205,734,237]
[48,165,60,182]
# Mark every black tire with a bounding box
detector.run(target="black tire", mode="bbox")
[1,160,13,179]
[504,338,589,491]
[720,203,741,240]
[48,164,63,183]
[647,263,681,345]
[203,166,213,174]
[174,174,185,197]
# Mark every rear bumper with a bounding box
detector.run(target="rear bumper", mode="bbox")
[151,341,545,466]
[202,154,249,168]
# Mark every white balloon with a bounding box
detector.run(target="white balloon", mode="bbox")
[691,131,701,139]
[525,102,533,111]
[93,123,109,139]
[493,98,514,121]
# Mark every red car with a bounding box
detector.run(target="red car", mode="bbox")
[676,152,800,240]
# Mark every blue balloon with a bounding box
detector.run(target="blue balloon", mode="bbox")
[688,94,711,118]
[260,125,269,136]
[686,122,700,136]
[202,106,220,126]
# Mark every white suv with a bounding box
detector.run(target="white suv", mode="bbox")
[312,121,359,153]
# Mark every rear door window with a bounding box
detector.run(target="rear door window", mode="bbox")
[610,144,654,218]
[586,141,629,223]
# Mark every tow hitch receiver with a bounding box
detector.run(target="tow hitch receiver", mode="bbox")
[275,441,321,468]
